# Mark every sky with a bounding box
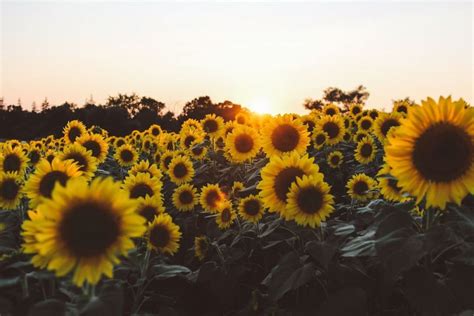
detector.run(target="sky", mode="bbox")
[1,1,472,114]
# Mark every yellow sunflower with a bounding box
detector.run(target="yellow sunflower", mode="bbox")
[235,111,250,125]
[355,136,377,164]
[21,177,146,286]
[349,103,364,117]
[312,129,328,149]
[123,172,162,200]
[201,114,224,138]
[180,128,204,149]
[215,200,237,230]
[286,175,334,228]
[238,195,265,223]
[194,236,209,261]
[323,104,340,116]
[172,183,199,212]
[261,115,310,157]
[27,146,42,167]
[168,155,194,185]
[200,184,226,213]
[160,151,175,172]
[0,145,29,175]
[373,112,402,143]
[181,119,203,132]
[225,125,261,163]
[346,173,378,202]
[114,137,127,148]
[136,195,164,223]
[148,124,163,137]
[231,181,244,198]
[377,164,410,202]
[0,172,23,210]
[129,160,162,180]
[63,120,88,144]
[317,115,346,146]
[353,131,370,143]
[385,96,474,209]
[258,152,321,215]
[147,213,181,255]
[25,158,83,208]
[59,144,98,180]
[114,144,138,167]
[76,133,109,163]
[327,151,344,168]
[392,100,412,115]
[189,144,208,161]
[358,116,374,132]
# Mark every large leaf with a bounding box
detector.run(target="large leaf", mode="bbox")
[305,240,337,270]
[152,264,191,280]
[317,287,367,316]
[80,281,123,316]
[261,252,302,300]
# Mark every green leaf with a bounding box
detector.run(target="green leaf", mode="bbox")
[153,264,191,280]
[305,240,337,270]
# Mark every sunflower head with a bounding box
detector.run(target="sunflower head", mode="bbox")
[238,195,265,223]
[261,115,310,156]
[377,164,410,202]
[327,151,344,168]
[0,145,29,175]
[194,236,210,260]
[346,173,378,202]
[350,104,364,117]
[0,172,23,210]
[60,143,98,179]
[200,184,226,213]
[323,104,340,116]
[373,112,402,143]
[114,144,138,167]
[225,125,261,163]
[201,114,224,137]
[76,133,109,163]
[63,120,87,144]
[358,116,373,132]
[317,115,346,146]
[355,136,377,164]
[168,155,194,185]
[123,172,162,200]
[215,200,237,230]
[172,183,198,212]
[129,160,162,180]
[136,195,164,223]
[147,213,181,255]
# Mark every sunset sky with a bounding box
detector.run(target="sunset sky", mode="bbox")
[1,1,472,114]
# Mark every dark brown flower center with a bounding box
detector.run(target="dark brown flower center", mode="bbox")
[397,105,407,113]
[325,108,337,116]
[0,179,19,200]
[387,178,401,192]
[205,189,221,208]
[352,106,361,115]
[120,149,134,162]
[184,136,195,148]
[244,199,260,216]
[179,190,194,205]
[164,156,173,169]
[64,153,88,172]
[234,134,254,153]
[139,206,157,222]
[221,208,231,222]
[82,140,101,158]
[149,225,170,248]
[130,183,154,199]
[360,119,372,131]
[315,134,326,146]
[192,146,203,156]
[330,155,340,165]
[353,181,369,195]
[39,171,69,198]
[68,127,82,142]
[204,120,218,133]
[274,167,305,202]
[296,186,323,214]
[3,154,21,172]
[29,151,41,164]
[173,163,188,179]
[381,119,400,137]
[323,122,340,139]
[360,143,373,158]
[116,139,125,147]
[151,127,160,136]
[271,124,300,152]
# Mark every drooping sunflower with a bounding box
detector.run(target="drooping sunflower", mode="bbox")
[373,112,402,143]
[327,151,344,168]
[215,200,237,230]
[167,155,194,185]
[129,160,162,180]
[258,152,321,215]
[59,144,98,179]
[346,173,378,202]
[76,133,109,163]
[123,172,162,200]
[358,116,374,132]
[317,115,346,146]
[349,103,364,117]
[63,120,88,144]
[172,183,198,212]
[312,129,328,149]
[225,125,261,163]
[261,115,310,156]
[0,172,23,210]
[231,181,244,198]
[147,213,181,255]
[25,158,83,208]
[385,96,474,209]
[377,164,409,202]
[114,144,138,167]
[200,184,226,213]
[355,136,377,164]
[21,177,146,286]
[201,114,224,138]
[0,145,29,175]
[136,195,164,223]
[286,175,334,228]
[194,236,209,261]
[238,195,265,223]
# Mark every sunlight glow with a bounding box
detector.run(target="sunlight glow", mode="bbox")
[248,98,272,115]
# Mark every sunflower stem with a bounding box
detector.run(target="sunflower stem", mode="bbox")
[140,247,151,279]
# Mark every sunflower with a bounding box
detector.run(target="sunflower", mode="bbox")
[59,144,98,179]
[223,121,237,137]
[312,129,328,149]
[349,104,363,117]
[355,136,377,164]
[45,150,57,163]
[123,172,162,200]
[172,183,198,212]
[148,124,163,137]
[231,181,244,198]
[129,160,162,179]
[301,115,317,133]
[225,125,261,163]
[189,144,208,160]
[369,109,379,120]
[0,145,29,175]
[63,120,88,144]
[25,158,83,208]
[200,184,226,213]
[27,147,42,167]
[136,195,164,223]
[385,96,474,209]
[238,195,265,223]
[194,236,209,260]
[346,173,378,202]
[76,133,109,163]
[261,115,310,157]
[317,115,346,146]
[327,151,344,168]
[286,175,334,228]
[235,111,250,125]
[323,104,340,116]
[353,131,369,143]
[358,116,373,132]
[201,114,224,138]
[215,200,237,230]
[258,152,321,215]
[21,177,146,286]
[147,213,181,255]
[0,172,23,210]
[373,112,402,143]
[114,137,127,148]
[180,128,204,149]
[377,164,409,202]
[392,100,412,115]
[168,155,194,185]
[160,151,175,172]
[114,144,138,167]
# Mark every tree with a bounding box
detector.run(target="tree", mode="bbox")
[106,93,141,117]
[179,96,215,120]
[323,85,369,105]
[140,97,165,114]
[303,98,325,111]
[41,98,50,111]
[32,102,37,113]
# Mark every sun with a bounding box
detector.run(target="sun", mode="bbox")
[248,97,272,114]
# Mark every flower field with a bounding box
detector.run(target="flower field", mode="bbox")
[0,96,473,315]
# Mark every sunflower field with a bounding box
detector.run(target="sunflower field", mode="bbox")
[0,96,473,315]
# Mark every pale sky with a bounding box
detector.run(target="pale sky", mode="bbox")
[1,1,472,114]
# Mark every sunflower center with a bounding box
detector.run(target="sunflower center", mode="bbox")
[149,225,170,248]
[68,127,81,142]
[271,124,301,152]
[120,149,134,162]
[412,123,472,182]
[381,119,400,136]
[130,183,154,199]
[352,107,361,115]
[60,201,119,257]
[167,142,174,151]
[397,105,407,113]
[326,108,336,116]
[164,156,173,169]
[82,140,101,158]
[296,186,323,214]
[330,155,340,165]
[360,119,372,130]
[0,179,19,200]
[151,127,160,136]
[387,178,401,192]
[173,163,188,179]
[315,134,326,146]
[116,139,125,147]
[323,122,340,139]
[234,134,254,153]
[29,151,41,164]
[360,143,373,158]
[184,136,195,148]
[65,153,88,172]
[221,208,231,222]
[244,199,260,216]
[3,154,21,172]
[205,190,221,208]
[39,171,69,198]
[204,120,218,133]
[179,190,193,205]
[139,206,157,222]
[192,147,203,156]
[353,181,369,195]
[274,167,305,202]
